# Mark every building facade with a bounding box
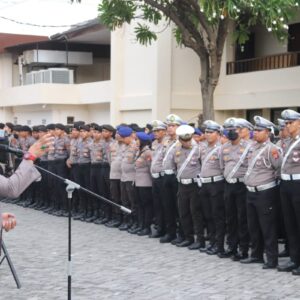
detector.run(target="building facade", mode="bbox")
[0,18,299,126]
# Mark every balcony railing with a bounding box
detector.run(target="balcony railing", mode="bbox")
[227,52,300,75]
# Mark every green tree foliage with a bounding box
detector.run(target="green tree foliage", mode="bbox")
[98,0,300,120]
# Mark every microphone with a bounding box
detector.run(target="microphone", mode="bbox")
[0,144,24,156]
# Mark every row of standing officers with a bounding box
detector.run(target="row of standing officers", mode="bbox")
[4,109,300,275]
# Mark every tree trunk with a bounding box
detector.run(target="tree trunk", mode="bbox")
[198,52,221,122]
[200,80,215,120]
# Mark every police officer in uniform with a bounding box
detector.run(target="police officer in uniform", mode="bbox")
[100,125,115,226]
[107,129,126,227]
[34,125,49,210]
[74,125,92,221]
[66,122,82,217]
[199,120,226,256]
[86,124,103,223]
[119,126,139,231]
[150,120,168,238]
[192,128,204,145]
[161,114,183,244]
[18,126,36,207]
[220,118,250,260]
[51,124,70,217]
[276,118,290,258]
[277,118,290,152]
[27,125,41,209]
[135,132,153,236]
[43,124,56,214]
[241,116,282,269]
[278,109,300,275]
[174,125,204,248]
[236,118,253,141]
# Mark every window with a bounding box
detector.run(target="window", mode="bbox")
[288,23,300,52]
[271,107,300,123]
[67,116,74,124]
[270,108,287,123]
[235,32,255,61]
[246,109,263,124]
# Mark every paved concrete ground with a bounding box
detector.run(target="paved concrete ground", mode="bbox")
[0,202,299,300]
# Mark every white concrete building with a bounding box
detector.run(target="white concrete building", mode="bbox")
[0,18,300,126]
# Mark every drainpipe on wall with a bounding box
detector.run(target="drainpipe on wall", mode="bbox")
[18,55,24,85]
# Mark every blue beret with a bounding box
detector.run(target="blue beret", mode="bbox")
[148,132,155,141]
[136,132,151,141]
[194,128,202,136]
[117,126,133,137]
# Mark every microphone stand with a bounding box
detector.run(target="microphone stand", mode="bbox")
[6,149,131,300]
[34,164,131,300]
[37,166,131,300]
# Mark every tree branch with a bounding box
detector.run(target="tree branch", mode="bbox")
[172,0,211,51]
[184,0,215,41]
[216,18,232,59]
[141,0,207,57]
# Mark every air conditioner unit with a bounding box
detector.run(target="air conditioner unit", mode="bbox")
[25,71,36,85]
[23,49,93,66]
[43,68,74,84]
[34,70,44,83]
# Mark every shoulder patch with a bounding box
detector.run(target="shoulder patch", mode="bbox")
[271,148,279,159]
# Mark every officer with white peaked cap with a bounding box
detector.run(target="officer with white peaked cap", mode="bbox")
[278,109,300,275]
[253,116,276,130]
[241,115,282,269]
[223,117,237,129]
[281,109,300,121]
[177,124,195,140]
[277,118,286,129]
[203,120,222,132]
[276,118,290,154]
[150,120,168,238]
[199,119,226,255]
[151,120,167,131]
[160,114,184,244]
[173,124,204,249]
[236,118,254,130]
[166,114,183,126]
[275,118,291,259]
[220,117,251,260]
